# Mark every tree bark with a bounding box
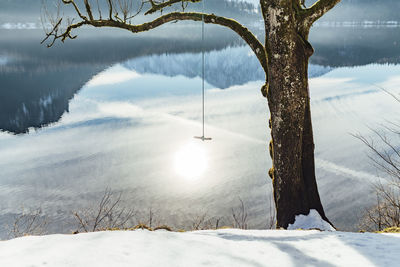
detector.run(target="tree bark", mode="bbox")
[262,2,331,229]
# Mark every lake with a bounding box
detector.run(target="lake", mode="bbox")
[1,23,400,237]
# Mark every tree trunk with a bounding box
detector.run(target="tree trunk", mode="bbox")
[262,3,332,229]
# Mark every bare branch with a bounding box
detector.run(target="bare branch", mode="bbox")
[107,0,113,19]
[42,8,268,73]
[353,130,400,183]
[83,0,94,20]
[96,0,102,19]
[73,212,89,232]
[42,20,87,47]
[62,0,89,21]
[301,0,341,26]
[145,0,201,15]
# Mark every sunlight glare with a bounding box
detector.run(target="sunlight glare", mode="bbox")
[174,142,208,180]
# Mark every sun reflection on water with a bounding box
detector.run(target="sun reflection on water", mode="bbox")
[174,141,208,180]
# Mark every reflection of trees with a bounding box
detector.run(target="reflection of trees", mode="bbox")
[0,65,100,134]
[124,47,331,89]
[310,27,400,67]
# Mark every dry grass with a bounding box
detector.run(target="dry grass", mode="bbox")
[376,227,400,233]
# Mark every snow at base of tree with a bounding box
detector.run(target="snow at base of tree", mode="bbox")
[288,209,336,231]
[0,229,399,267]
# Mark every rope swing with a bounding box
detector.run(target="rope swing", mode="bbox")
[194,0,212,142]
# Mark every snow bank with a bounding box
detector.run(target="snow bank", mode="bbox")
[288,209,336,231]
[0,229,399,267]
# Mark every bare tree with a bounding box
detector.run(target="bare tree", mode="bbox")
[73,188,136,232]
[42,0,341,229]
[7,207,48,238]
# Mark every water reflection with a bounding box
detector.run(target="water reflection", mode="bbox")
[2,25,400,237]
[0,26,242,134]
[174,141,209,180]
[1,60,400,237]
[2,26,400,133]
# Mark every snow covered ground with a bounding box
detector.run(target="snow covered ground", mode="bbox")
[0,229,399,267]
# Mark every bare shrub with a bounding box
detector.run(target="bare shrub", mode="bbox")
[134,207,167,229]
[185,211,224,231]
[73,188,136,232]
[355,127,400,231]
[359,183,400,231]
[232,198,248,229]
[190,212,208,230]
[8,207,48,238]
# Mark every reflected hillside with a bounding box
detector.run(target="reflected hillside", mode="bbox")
[0,66,101,134]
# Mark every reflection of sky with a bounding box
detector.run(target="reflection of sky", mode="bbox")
[82,65,213,101]
[1,62,400,235]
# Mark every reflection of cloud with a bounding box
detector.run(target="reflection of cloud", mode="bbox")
[316,159,381,183]
[320,89,377,102]
[1,22,37,30]
[98,102,145,118]
[86,65,140,87]
[50,117,138,132]
[0,56,8,66]
[310,77,354,94]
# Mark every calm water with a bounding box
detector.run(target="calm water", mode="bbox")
[1,24,400,237]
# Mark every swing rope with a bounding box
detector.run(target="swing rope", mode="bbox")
[195,0,212,141]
